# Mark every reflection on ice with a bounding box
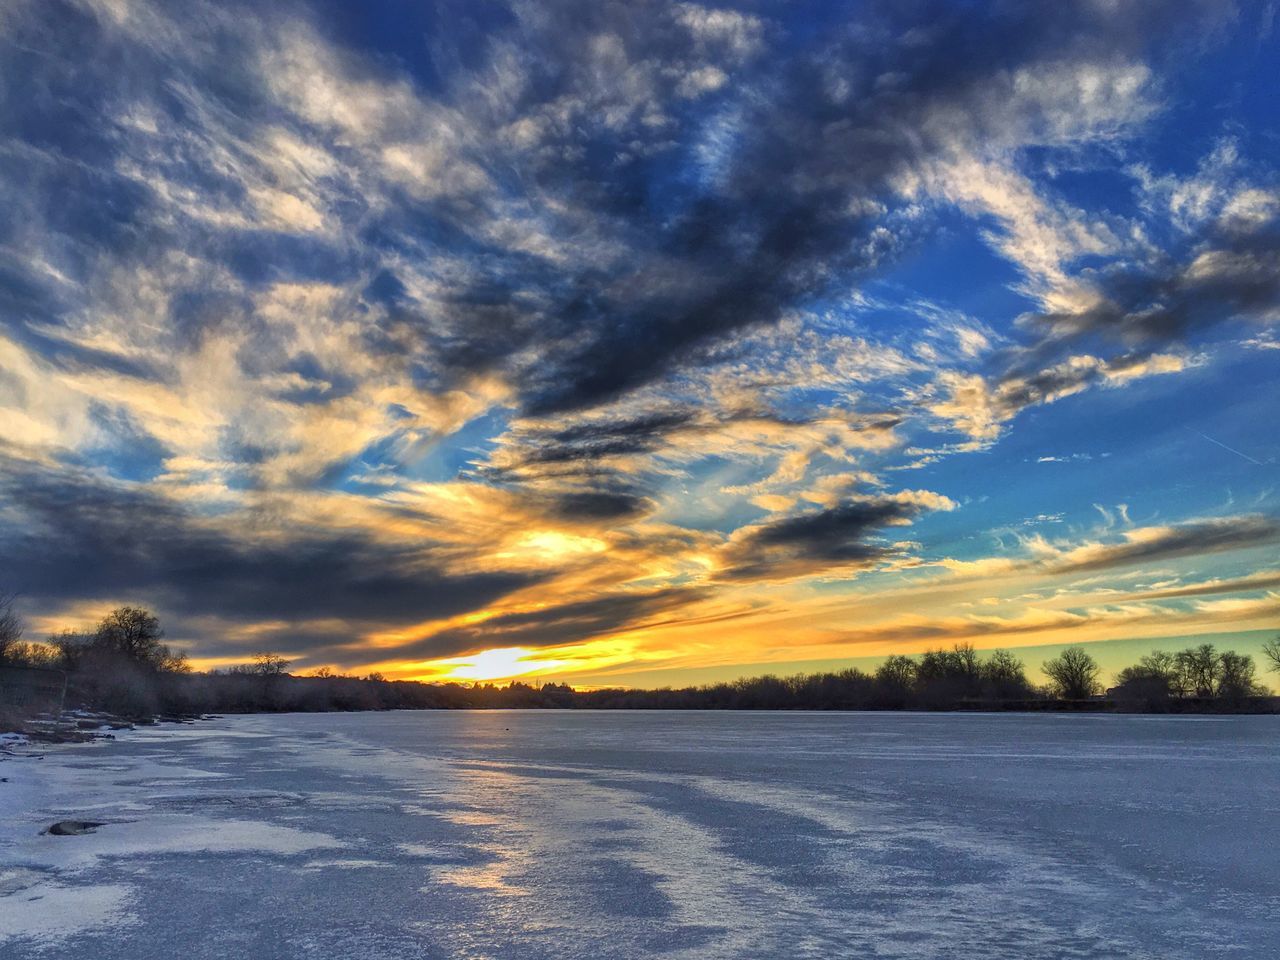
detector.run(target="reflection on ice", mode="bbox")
[1,711,1276,959]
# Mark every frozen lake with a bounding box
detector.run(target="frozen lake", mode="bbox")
[2,711,1277,958]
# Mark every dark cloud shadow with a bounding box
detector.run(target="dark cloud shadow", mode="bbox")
[0,457,542,625]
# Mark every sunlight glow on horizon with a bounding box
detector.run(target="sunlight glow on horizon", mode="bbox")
[434,647,571,683]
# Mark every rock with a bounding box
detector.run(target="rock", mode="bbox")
[42,820,106,836]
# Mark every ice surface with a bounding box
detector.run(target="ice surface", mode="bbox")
[1,711,1277,959]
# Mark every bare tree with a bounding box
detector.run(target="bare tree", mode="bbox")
[875,654,916,690]
[1175,644,1220,697]
[95,607,166,665]
[982,649,1032,699]
[252,652,291,677]
[157,646,191,674]
[1043,646,1101,700]
[952,642,981,680]
[0,592,22,664]
[46,629,93,670]
[1263,636,1280,675]
[1217,650,1264,700]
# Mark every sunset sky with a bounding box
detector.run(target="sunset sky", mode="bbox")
[1,0,1277,688]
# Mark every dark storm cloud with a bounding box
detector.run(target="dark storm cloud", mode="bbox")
[478,413,698,487]
[0,457,540,624]
[719,496,937,581]
[1028,220,1280,346]
[0,0,1241,420]
[542,489,654,522]
[388,0,1237,415]
[396,587,709,660]
[546,412,698,452]
[183,622,362,663]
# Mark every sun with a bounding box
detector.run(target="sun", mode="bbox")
[438,647,567,682]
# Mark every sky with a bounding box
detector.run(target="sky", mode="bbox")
[0,0,1277,688]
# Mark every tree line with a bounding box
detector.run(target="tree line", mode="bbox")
[1,597,1277,724]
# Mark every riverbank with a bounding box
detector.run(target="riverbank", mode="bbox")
[4,692,1277,740]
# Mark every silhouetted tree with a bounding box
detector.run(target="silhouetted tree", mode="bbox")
[1115,650,1177,692]
[1,640,60,669]
[95,607,165,665]
[914,643,984,705]
[981,649,1033,700]
[1216,650,1265,701]
[1115,646,1269,705]
[1144,650,1182,694]
[158,647,191,673]
[1262,636,1280,675]
[953,642,980,678]
[80,607,189,677]
[1043,647,1101,699]
[49,629,94,671]
[1112,660,1173,706]
[252,652,291,676]
[0,592,22,664]
[875,654,915,689]
[1175,644,1221,697]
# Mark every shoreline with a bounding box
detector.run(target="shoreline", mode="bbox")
[5,694,1280,743]
[5,696,1274,747]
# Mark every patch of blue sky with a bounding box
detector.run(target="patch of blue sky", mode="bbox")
[861,212,1032,338]
[328,407,512,494]
[424,408,511,483]
[907,346,1275,551]
[1033,161,1144,232]
[1152,12,1279,153]
[304,0,457,95]
[768,384,851,418]
[654,455,775,533]
[77,406,170,485]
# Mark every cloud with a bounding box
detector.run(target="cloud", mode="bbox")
[927,352,1188,440]
[394,587,711,661]
[1118,570,1280,601]
[0,456,541,626]
[1028,226,1280,343]
[1018,137,1280,347]
[931,514,1280,587]
[1040,515,1280,574]
[1036,454,1093,463]
[0,0,1247,475]
[717,489,956,582]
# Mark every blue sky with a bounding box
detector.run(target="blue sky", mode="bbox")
[0,0,1276,685]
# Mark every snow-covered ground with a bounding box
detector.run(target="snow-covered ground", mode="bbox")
[1,711,1276,959]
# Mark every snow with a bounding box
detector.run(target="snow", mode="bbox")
[1,711,1277,959]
